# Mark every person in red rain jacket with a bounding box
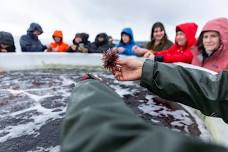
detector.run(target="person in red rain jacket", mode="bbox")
[48,30,69,52]
[145,22,198,63]
[191,18,228,72]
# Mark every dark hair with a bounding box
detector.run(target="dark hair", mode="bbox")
[147,22,168,50]
[197,31,221,52]
[120,32,131,44]
[196,32,205,51]
[75,33,81,38]
[150,22,167,41]
[176,28,182,33]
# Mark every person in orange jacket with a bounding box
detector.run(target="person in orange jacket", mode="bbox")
[48,30,69,52]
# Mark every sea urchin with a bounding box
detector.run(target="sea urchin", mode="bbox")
[102,49,119,71]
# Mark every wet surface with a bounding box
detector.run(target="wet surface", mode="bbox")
[0,68,210,152]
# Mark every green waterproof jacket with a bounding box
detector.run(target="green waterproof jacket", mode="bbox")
[141,59,228,123]
[61,79,228,152]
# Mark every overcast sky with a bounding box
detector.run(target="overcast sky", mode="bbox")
[0,0,228,43]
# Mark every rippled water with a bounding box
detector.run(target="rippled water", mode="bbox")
[0,68,210,152]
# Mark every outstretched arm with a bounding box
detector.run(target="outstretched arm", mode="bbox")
[141,59,228,123]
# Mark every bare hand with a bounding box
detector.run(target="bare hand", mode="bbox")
[133,46,148,56]
[111,47,118,53]
[143,51,155,59]
[79,48,88,53]
[71,45,77,50]
[0,49,7,52]
[112,58,143,81]
[117,47,125,53]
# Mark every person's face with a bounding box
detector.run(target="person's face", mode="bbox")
[74,37,82,43]
[153,27,165,41]
[175,31,187,46]
[98,36,104,42]
[54,37,61,43]
[0,43,9,49]
[122,34,130,44]
[108,37,113,42]
[203,31,220,54]
[33,30,42,36]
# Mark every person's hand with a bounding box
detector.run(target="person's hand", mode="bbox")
[143,51,155,59]
[71,45,77,50]
[51,46,59,52]
[133,46,148,56]
[143,51,151,58]
[46,44,52,52]
[80,48,88,53]
[111,47,124,54]
[117,47,125,53]
[111,47,118,53]
[0,49,7,52]
[112,58,143,81]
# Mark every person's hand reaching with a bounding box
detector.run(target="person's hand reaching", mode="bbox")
[112,58,143,81]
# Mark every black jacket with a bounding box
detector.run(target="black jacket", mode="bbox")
[67,33,91,53]
[88,33,113,53]
[0,31,16,52]
[20,23,47,52]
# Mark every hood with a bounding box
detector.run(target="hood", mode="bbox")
[80,33,89,43]
[191,18,228,72]
[27,23,43,34]
[52,30,63,38]
[95,33,108,45]
[176,22,198,48]
[53,30,63,42]
[0,31,15,46]
[120,27,135,45]
[72,33,81,44]
[201,17,228,51]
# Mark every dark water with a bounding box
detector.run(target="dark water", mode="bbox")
[0,68,210,152]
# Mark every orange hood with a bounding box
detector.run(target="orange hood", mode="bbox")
[53,30,63,39]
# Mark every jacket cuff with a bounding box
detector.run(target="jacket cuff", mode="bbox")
[154,56,164,62]
[140,59,155,90]
[42,45,47,51]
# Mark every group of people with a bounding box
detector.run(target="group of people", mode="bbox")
[1,17,228,151]
[60,17,228,152]
[113,17,228,72]
[1,17,228,72]
[61,17,228,152]
[0,22,115,54]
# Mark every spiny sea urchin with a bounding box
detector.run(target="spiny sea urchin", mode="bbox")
[102,49,119,71]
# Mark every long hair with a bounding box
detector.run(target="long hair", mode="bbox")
[196,33,205,51]
[147,22,168,50]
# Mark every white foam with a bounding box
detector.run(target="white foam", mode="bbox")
[137,96,211,139]
[0,74,71,143]
[26,145,60,152]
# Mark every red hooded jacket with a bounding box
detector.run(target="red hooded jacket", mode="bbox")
[191,18,228,72]
[154,23,198,63]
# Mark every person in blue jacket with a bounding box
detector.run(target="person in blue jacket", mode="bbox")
[113,27,147,56]
[20,23,47,52]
